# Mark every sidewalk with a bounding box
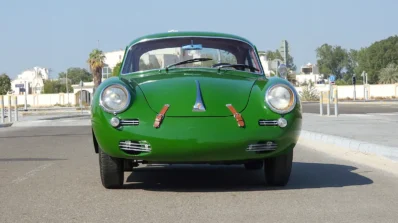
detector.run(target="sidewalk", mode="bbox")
[301,113,398,161]
[0,112,90,128]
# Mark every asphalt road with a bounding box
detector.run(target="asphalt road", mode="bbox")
[1,126,398,222]
[303,102,398,114]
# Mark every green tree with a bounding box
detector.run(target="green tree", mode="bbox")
[43,80,73,93]
[87,49,105,93]
[315,44,349,79]
[378,63,398,84]
[111,62,122,77]
[0,73,11,95]
[58,67,92,84]
[355,35,398,84]
[263,49,297,71]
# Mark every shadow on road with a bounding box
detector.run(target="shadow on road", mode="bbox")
[122,162,373,192]
[0,158,67,162]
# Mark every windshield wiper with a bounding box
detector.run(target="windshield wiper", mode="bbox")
[165,58,213,71]
[217,64,259,72]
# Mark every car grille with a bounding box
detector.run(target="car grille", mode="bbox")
[120,119,139,126]
[258,120,278,126]
[246,141,277,153]
[119,140,151,155]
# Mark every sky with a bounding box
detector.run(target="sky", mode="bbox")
[1,0,398,79]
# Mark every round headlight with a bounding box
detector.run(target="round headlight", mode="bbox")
[265,84,296,114]
[100,84,130,113]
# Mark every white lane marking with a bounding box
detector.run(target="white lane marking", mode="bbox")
[11,163,54,184]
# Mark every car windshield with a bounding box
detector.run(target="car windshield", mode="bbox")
[121,36,263,75]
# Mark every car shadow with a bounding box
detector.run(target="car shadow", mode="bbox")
[123,162,374,192]
[0,158,67,162]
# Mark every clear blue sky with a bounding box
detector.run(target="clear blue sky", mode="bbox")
[1,0,397,79]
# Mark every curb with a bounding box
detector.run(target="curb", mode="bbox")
[300,130,398,162]
[0,123,13,128]
[38,114,90,120]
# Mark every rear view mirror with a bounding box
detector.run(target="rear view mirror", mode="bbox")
[182,44,203,50]
[278,64,288,79]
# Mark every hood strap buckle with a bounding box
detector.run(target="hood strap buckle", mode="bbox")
[153,104,170,128]
[226,104,245,127]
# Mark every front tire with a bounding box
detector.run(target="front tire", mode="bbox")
[264,149,293,186]
[99,149,124,189]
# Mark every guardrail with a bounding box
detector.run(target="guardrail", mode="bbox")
[0,95,18,123]
[319,87,339,116]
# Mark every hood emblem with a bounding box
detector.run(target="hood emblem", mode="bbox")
[193,80,206,112]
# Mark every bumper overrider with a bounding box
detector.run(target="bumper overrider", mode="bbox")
[91,78,302,163]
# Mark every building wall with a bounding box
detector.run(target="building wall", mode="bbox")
[295,84,398,100]
[1,93,76,107]
[104,50,125,69]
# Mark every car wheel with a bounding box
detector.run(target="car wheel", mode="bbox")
[244,161,263,170]
[264,149,293,186]
[99,149,124,189]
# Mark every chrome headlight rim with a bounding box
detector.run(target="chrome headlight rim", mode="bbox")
[99,84,131,114]
[265,83,296,114]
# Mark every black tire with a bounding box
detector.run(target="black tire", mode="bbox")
[244,161,264,170]
[264,149,293,186]
[99,149,124,189]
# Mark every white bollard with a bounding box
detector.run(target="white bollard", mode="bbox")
[7,96,11,122]
[0,95,4,123]
[319,91,323,116]
[327,91,330,116]
[334,88,339,117]
[13,96,18,122]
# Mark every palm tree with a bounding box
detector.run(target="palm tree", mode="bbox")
[378,63,398,84]
[87,49,105,93]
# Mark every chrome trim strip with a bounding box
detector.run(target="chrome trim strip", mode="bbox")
[192,80,206,112]
[120,119,139,125]
[258,120,278,126]
[119,141,151,152]
[246,143,277,152]
[120,35,265,75]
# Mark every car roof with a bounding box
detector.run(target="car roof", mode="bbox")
[126,31,255,48]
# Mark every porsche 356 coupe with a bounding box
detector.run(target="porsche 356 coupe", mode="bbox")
[91,31,302,189]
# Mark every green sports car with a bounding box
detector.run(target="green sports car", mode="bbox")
[91,31,302,189]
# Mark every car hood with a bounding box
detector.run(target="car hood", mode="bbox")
[126,70,260,117]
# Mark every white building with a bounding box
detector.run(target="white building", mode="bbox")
[102,50,125,79]
[295,63,324,85]
[11,67,50,95]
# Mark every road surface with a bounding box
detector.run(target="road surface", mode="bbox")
[1,125,398,222]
